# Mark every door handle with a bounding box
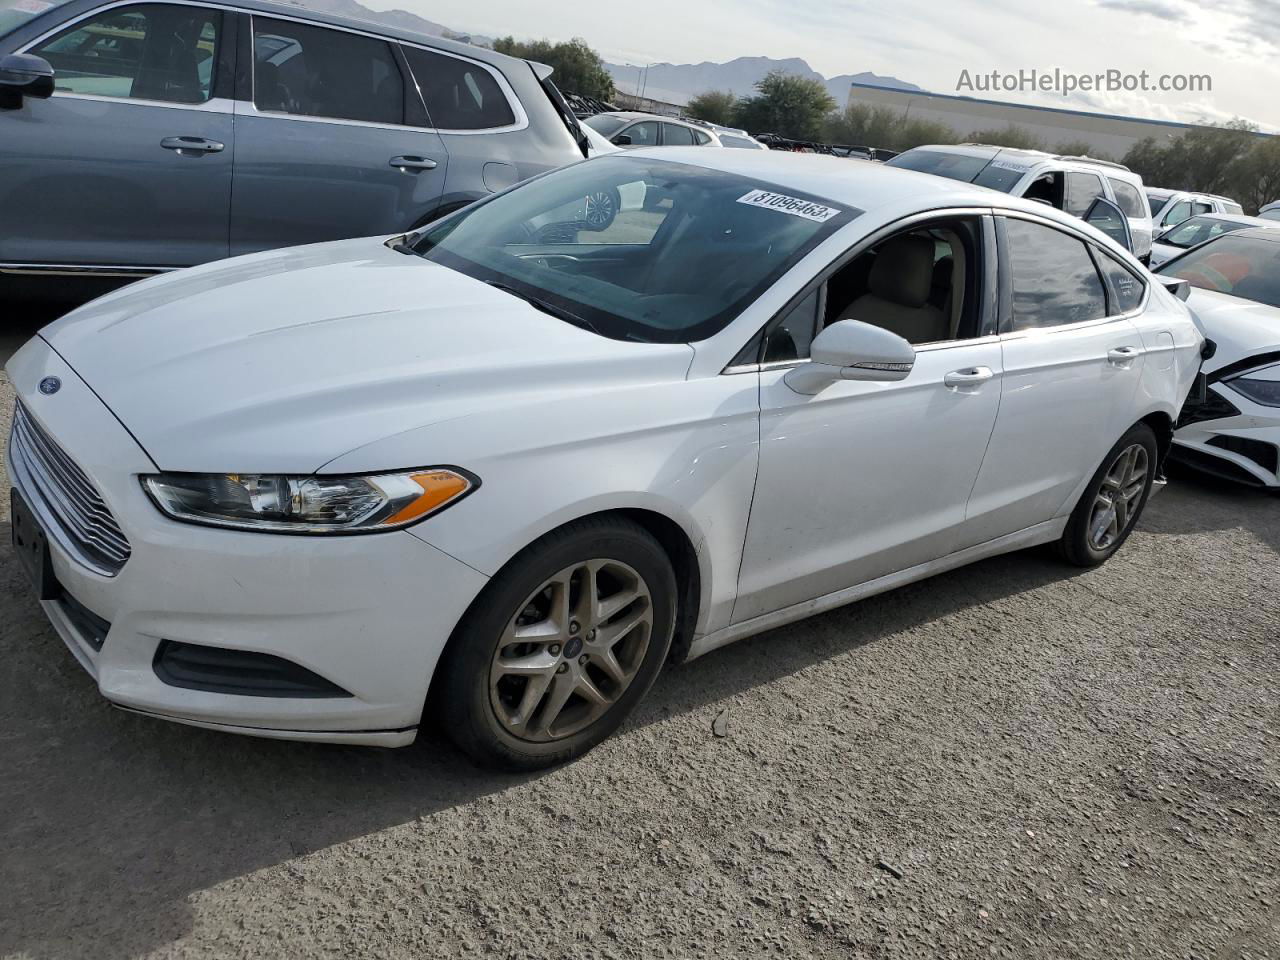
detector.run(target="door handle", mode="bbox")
[1107,346,1140,368]
[389,155,438,172]
[160,136,224,154]
[943,366,995,391]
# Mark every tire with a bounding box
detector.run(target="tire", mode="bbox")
[433,516,676,770]
[1054,423,1158,567]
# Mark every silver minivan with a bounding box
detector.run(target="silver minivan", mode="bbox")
[0,0,588,285]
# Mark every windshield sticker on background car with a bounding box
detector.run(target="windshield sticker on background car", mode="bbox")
[988,159,1031,173]
[736,189,842,222]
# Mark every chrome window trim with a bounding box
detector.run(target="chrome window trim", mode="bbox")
[21,0,232,106]
[17,92,234,112]
[0,262,173,277]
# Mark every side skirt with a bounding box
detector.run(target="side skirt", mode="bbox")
[686,518,1067,660]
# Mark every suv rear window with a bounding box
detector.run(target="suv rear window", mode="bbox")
[402,47,514,130]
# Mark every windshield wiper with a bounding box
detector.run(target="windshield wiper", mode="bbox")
[483,279,604,337]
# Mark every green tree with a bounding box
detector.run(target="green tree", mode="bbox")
[1228,137,1280,213]
[735,70,835,140]
[686,90,739,126]
[1052,139,1115,161]
[492,36,614,100]
[966,124,1044,151]
[1123,120,1260,194]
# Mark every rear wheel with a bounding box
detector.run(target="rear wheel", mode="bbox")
[434,517,676,770]
[1055,423,1157,567]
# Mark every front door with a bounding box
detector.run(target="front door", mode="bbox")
[2,2,233,268]
[229,15,448,256]
[732,214,1003,624]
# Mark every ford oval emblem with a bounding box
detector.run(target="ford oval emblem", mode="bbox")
[38,377,61,395]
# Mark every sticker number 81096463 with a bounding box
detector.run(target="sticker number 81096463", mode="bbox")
[736,189,842,223]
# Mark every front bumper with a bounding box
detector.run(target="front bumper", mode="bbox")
[6,337,489,746]
[1173,382,1280,488]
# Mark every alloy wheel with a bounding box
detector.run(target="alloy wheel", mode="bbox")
[1088,443,1149,551]
[583,190,616,229]
[489,559,653,742]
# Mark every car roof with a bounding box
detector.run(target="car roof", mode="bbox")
[906,143,1134,177]
[1177,213,1280,228]
[1222,227,1280,243]
[219,0,523,69]
[622,147,1101,226]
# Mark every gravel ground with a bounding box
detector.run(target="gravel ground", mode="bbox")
[0,314,1277,960]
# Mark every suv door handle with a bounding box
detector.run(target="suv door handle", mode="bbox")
[1107,346,1140,368]
[943,366,994,391]
[160,136,224,154]
[389,155,438,172]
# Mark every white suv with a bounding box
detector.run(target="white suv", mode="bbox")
[1146,189,1245,232]
[888,145,1155,262]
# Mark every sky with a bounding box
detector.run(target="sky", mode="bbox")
[366,0,1280,131]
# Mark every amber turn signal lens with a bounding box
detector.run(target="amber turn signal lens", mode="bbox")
[380,470,472,526]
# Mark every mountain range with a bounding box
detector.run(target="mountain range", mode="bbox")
[604,57,921,107]
[290,0,922,107]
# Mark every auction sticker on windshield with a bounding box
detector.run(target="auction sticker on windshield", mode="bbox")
[737,189,842,222]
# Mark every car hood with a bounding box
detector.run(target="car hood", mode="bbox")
[1185,287,1280,374]
[41,239,695,473]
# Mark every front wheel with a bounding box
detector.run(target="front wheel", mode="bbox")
[434,516,676,770]
[1055,423,1158,567]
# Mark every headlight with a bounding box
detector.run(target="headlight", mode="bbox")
[141,469,476,534]
[1228,367,1280,408]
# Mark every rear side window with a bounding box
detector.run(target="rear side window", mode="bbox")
[720,134,758,149]
[1004,218,1107,330]
[402,47,514,130]
[1064,171,1105,217]
[32,3,221,103]
[662,123,695,145]
[1107,178,1146,219]
[252,18,403,125]
[693,130,712,145]
[1095,251,1146,314]
[1220,200,1244,215]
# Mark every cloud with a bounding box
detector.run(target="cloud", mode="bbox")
[1094,0,1193,22]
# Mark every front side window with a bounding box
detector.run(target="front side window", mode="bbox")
[32,3,220,103]
[1003,218,1107,331]
[1163,200,1193,227]
[411,156,857,343]
[252,18,403,125]
[618,121,658,146]
[1161,235,1280,308]
[1107,178,1147,219]
[1064,171,1105,217]
[752,216,988,363]
[402,47,514,130]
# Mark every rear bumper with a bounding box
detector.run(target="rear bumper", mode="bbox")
[6,336,490,745]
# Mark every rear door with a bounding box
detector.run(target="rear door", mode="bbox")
[964,214,1145,542]
[229,14,448,255]
[2,1,233,268]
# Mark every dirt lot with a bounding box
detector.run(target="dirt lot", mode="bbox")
[0,312,1277,960]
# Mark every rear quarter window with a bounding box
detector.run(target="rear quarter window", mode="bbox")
[1107,178,1147,219]
[402,46,515,130]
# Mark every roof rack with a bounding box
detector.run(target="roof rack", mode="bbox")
[1055,154,1132,171]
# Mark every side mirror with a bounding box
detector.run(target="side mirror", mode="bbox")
[612,134,632,146]
[0,54,55,107]
[784,319,915,395]
[1159,276,1192,301]
[1084,196,1133,253]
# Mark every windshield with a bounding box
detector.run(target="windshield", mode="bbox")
[584,114,627,137]
[1161,216,1249,249]
[887,148,1028,193]
[1160,234,1280,308]
[0,0,70,37]
[410,156,858,343]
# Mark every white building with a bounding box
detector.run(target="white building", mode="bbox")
[848,82,1271,159]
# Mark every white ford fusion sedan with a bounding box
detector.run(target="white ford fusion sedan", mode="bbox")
[7,149,1203,769]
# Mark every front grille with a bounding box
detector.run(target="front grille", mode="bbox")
[11,402,131,574]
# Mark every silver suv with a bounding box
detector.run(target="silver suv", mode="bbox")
[583,111,722,148]
[0,0,588,285]
[888,144,1155,262]
[1145,189,1245,232]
